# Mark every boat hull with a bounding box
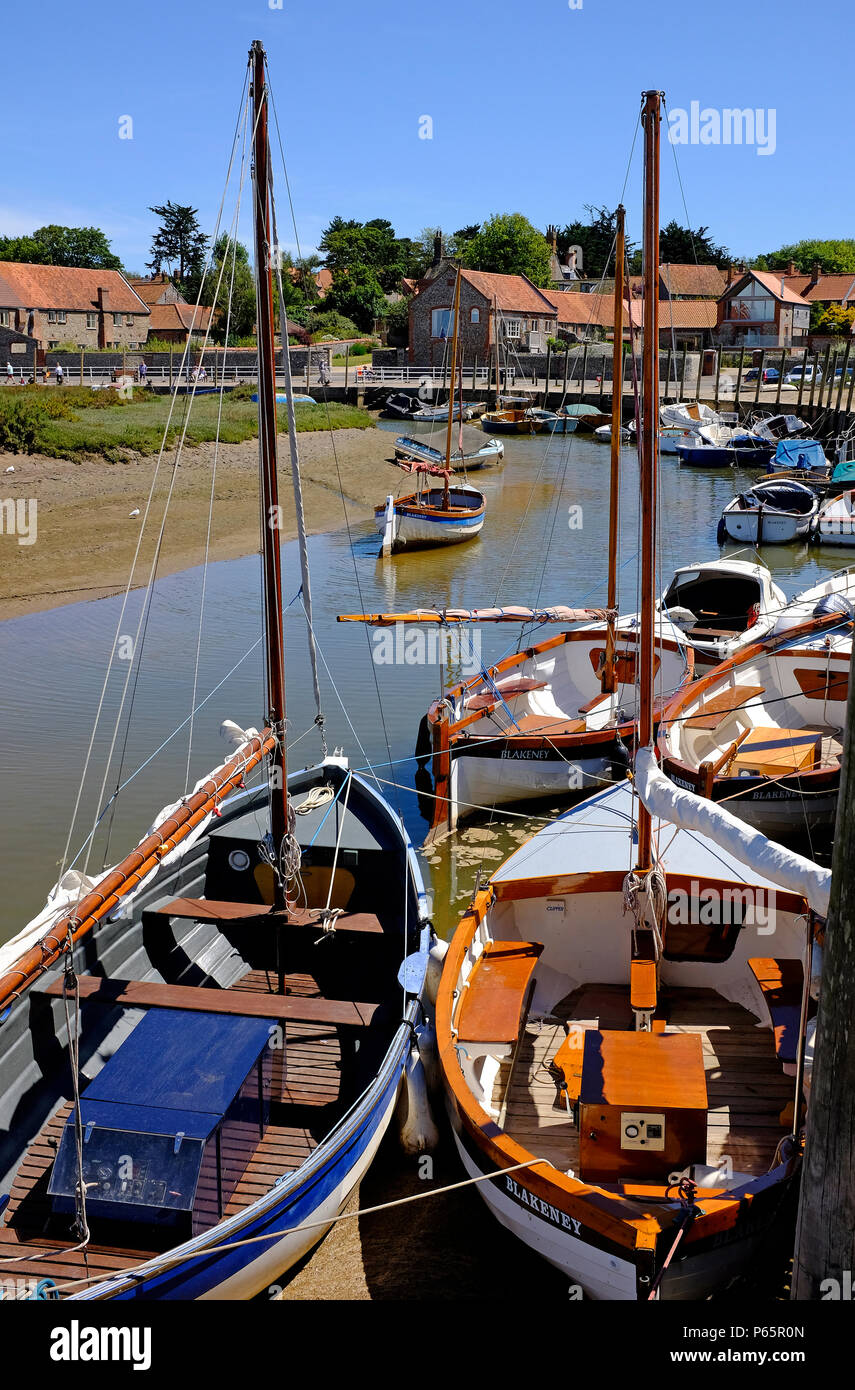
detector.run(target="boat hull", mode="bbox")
[721,511,813,544]
[376,486,485,552]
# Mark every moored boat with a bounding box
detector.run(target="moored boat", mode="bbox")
[394,433,504,471]
[376,483,486,553]
[814,490,855,546]
[718,479,818,545]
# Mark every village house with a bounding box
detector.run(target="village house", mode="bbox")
[777,261,855,310]
[543,290,716,349]
[408,265,558,365]
[128,274,214,343]
[0,263,150,349]
[715,268,811,348]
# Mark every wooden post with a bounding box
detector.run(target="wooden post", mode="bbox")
[169,344,174,389]
[821,343,832,411]
[734,345,746,409]
[714,347,722,411]
[580,343,589,402]
[79,347,84,388]
[543,343,552,407]
[561,341,570,403]
[680,344,688,400]
[847,355,855,417]
[836,342,851,419]
[753,347,766,406]
[808,350,821,413]
[472,354,478,393]
[797,351,807,413]
[344,343,350,391]
[776,349,786,409]
[791,659,855,1297]
[663,345,672,404]
[305,348,310,392]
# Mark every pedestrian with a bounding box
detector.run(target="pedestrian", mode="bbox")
[55,362,64,386]
[138,359,147,385]
[319,358,331,387]
[6,361,13,384]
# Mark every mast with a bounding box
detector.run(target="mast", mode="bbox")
[492,294,501,409]
[250,39,289,901]
[442,265,463,510]
[635,91,662,873]
[602,204,626,695]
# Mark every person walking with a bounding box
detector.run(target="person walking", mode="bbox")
[138,359,147,385]
[6,361,13,385]
[55,362,64,386]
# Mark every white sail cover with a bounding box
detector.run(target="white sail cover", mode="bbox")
[634,746,831,917]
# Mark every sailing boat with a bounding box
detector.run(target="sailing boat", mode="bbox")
[435,92,820,1300]
[413,207,690,835]
[376,265,486,555]
[0,41,433,1301]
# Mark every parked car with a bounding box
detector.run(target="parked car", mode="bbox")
[834,364,854,380]
[784,364,822,385]
[744,367,780,384]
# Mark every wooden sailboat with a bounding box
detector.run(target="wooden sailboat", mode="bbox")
[0,41,433,1301]
[435,91,820,1300]
[416,206,691,834]
[657,608,851,837]
[376,266,486,555]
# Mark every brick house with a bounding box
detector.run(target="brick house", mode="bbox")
[409,264,558,365]
[0,263,150,349]
[128,274,214,343]
[777,261,855,309]
[543,290,715,348]
[716,269,811,349]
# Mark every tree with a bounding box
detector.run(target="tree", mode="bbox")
[147,202,209,284]
[185,234,255,340]
[323,266,387,331]
[627,219,730,275]
[0,224,122,269]
[319,216,411,292]
[757,239,855,275]
[463,213,552,286]
[812,303,855,337]
[558,206,636,281]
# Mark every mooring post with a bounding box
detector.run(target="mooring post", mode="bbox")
[792,663,855,1298]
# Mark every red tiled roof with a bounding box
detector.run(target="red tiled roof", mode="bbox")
[781,273,855,304]
[658,300,717,329]
[128,275,178,306]
[147,302,213,334]
[545,291,714,332]
[659,263,726,297]
[0,263,148,314]
[461,269,557,316]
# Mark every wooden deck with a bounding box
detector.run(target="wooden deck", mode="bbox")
[494,984,792,1179]
[0,966,350,1292]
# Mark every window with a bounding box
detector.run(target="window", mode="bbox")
[57,311,67,324]
[48,340,59,348]
[431,307,454,339]
[504,319,521,339]
[470,307,480,324]
[113,312,122,327]
[125,315,134,326]
[0,311,9,327]
[86,312,97,329]
[48,309,57,323]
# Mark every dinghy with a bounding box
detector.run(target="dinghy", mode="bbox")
[718,479,818,545]
[480,407,558,434]
[658,609,851,835]
[376,267,486,555]
[656,558,787,668]
[0,42,433,1302]
[438,97,820,1298]
[393,434,504,471]
[814,490,855,546]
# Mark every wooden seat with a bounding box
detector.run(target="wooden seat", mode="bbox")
[504,714,586,736]
[552,1033,584,1103]
[730,728,821,777]
[686,684,765,731]
[455,941,543,1045]
[37,975,380,1029]
[465,678,547,711]
[630,960,657,1014]
[748,958,804,1064]
[156,899,384,935]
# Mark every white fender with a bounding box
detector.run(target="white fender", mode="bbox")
[416,1020,441,1094]
[398,1044,439,1155]
[424,938,448,1007]
[381,495,395,557]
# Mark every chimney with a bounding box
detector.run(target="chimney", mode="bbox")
[726,263,734,287]
[97,286,110,350]
[546,224,558,253]
[787,260,797,276]
[432,230,443,267]
[811,260,822,287]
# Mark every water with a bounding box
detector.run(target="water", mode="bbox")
[0,424,837,942]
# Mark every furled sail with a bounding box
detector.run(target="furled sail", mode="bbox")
[634,745,831,917]
[338,605,609,627]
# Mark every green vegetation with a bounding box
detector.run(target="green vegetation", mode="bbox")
[0,386,372,460]
[0,224,122,269]
[756,239,855,275]
[463,213,552,286]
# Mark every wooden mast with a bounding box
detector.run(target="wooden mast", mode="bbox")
[250,39,289,901]
[442,265,463,510]
[492,294,501,409]
[635,92,662,873]
[602,204,626,695]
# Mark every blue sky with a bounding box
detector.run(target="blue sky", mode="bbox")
[4,0,850,271]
